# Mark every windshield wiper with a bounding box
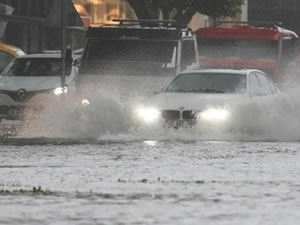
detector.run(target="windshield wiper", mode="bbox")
[190,88,224,93]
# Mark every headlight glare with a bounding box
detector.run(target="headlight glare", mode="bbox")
[53,86,68,95]
[136,107,161,124]
[198,107,230,122]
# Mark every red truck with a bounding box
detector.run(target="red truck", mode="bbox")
[195,24,298,82]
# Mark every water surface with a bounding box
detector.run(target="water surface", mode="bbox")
[0,140,299,225]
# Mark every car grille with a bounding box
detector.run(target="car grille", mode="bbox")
[0,105,45,120]
[161,110,197,120]
[182,110,196,119]
[161,110,180,120]
[0,105,25,119]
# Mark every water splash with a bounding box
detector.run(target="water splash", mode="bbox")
[17,81,300,142]
[18,90,133,138]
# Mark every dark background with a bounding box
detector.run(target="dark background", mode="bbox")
[248,0,300,34]
[1,0,300,52]
[0,0,83,52]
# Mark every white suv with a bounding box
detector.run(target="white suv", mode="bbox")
[0,53,80,121]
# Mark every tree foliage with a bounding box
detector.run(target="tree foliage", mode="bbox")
[127,0,245,25]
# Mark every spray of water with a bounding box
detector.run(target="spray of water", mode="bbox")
[18,90,133,138]
[16,76,300,142]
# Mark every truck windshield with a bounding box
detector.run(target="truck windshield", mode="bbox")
[198,39,277,60]
[80,39,177,76]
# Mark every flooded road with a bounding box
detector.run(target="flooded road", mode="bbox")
[1,139,300,225]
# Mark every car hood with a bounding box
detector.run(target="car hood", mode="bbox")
[0,76,74,92]
[144,92,248,110]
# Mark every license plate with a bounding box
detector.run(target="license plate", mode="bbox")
[165,119,196,128]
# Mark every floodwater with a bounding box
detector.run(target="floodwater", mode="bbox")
[1,85,300,224]
[0,139,300,225]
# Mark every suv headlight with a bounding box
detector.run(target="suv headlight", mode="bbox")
[198,107,230,123]
[53,86,68,95]
[136,107,161,124]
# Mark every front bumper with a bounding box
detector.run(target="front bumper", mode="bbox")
[161,109,198,128]
[137,107,231,129]
[0,105,25,120]
[0,89,65,120]
[135,107,199,128]
[164,119,197,129]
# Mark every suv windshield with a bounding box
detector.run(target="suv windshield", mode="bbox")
[165,72,246,93]
[80,39,177,76]
[2,58,71,77]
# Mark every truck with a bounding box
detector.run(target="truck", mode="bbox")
[77,19,200,99]
[195,23,298,83]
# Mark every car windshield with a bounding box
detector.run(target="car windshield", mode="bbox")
[2,58,71,76]
[165,72,247,94]
[80,39,177,76]
[198,39,277,60]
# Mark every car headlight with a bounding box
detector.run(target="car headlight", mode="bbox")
[53,86,68,95]
[136,107,161,124]
[198,107,230,123]
[81,98,90,106]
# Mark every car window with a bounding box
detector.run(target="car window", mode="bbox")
[197,39,277,60]
[0,51,14,74]
[249,73,261,97]
[256,72,272,95]
[2,58,72,76]
[181,39,196,71]
[165,72,246,94]
[266,77,277,94]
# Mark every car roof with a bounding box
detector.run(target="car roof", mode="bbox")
[179,68,263,76]
[195,26,298,41]
[86,26,193,41]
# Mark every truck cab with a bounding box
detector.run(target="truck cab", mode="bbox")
[77,20,199,99]
[195,24,298,83]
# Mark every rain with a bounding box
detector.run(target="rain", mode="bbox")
[1,1,300,225]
